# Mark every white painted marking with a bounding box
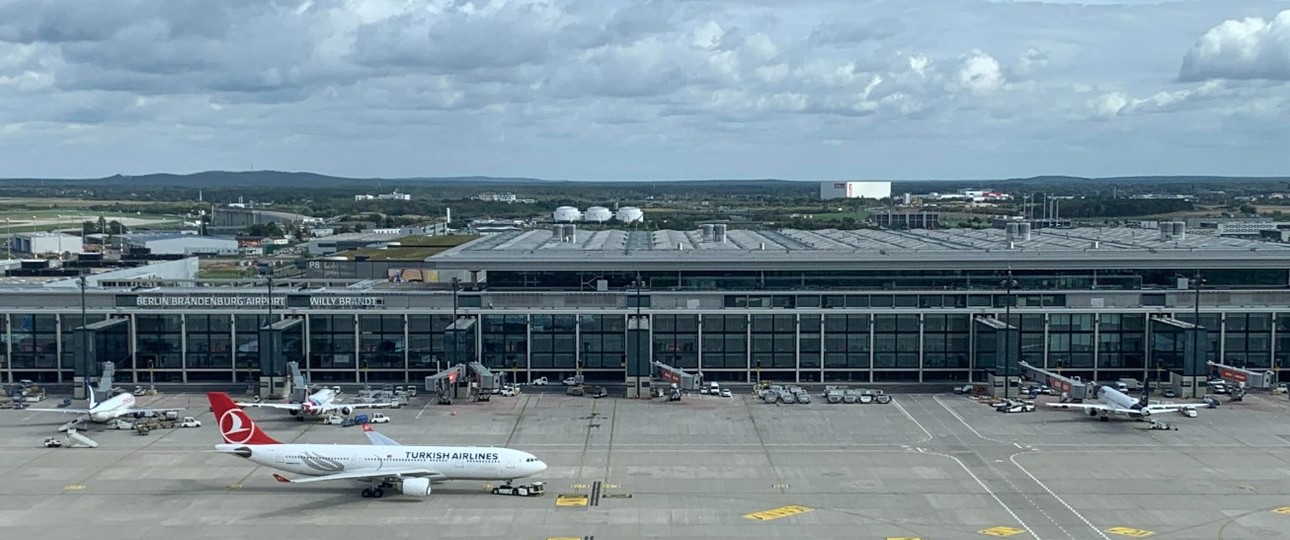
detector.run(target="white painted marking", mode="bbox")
[892,397,934,443]
[415,401,431,420]
[924,450,1041,540]
[1014,442,1023,449]
[1011,452,1111,540]
[933,394,1015,445]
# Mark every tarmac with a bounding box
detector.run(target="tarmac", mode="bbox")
[3,388,1290,539]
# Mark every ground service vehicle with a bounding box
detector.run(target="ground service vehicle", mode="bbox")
[492,482,545,496]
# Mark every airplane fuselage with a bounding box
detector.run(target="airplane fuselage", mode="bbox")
[216,443,545,482]
[87,394,137,423]
[299,389,339,416]
[1096,386,1142,412]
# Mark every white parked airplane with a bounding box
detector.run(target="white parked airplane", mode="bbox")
[208,392,547,499]
[28,381,184,424]
[236,386,394,419]
[1046,382,1198,421]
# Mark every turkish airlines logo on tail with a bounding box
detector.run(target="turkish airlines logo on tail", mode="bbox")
[219,409,256,444]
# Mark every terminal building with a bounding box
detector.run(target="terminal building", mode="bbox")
[2,224,1287,397]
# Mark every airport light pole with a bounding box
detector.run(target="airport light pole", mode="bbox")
[262,263,275,398]
[635,272,644,396]
[450,277,460,370]
[1002,270,1018,400]
[1192,271,1205,398]
[80,271,88,385]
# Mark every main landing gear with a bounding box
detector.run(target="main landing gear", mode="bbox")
[361,484,389,500]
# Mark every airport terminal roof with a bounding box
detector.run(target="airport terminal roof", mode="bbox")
[428,227,1290,271]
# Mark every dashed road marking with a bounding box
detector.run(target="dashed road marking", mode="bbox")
[743,505,812,521]
[603,483,620,489]
[1105,527,1154,538]
[978,526,1025,537]
[772,482,790,489]
[227,484,242,490]
[570,483,589,490]
[63,484,85,491]
[1274,506,1290,515]
[887,537,923,540]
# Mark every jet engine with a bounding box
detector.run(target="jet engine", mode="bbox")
[1087,409,1099,417]
[288,409,299,416]
[400,478,431,497]
[340,406,354,416]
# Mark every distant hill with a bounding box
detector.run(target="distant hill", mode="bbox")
[2,170,1287,191]
[0,171,557,188]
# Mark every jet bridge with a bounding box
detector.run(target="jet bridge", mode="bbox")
[467,362,501,401]
[424,363,468,405]
[653,361,699,391]
[1207,361,1274,390]
[1207,361,1274,401]
[468,362,502,391]
[1019,361,1094,401]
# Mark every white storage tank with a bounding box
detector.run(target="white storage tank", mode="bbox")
[553,206,583,223]
[616,206,644,223]
[584,206,613,222]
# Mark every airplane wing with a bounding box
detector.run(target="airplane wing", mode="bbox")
[318,402,398,414]
[235,402,302,412]
[271,468,444,484]
[125,407,185,415]
[1045,402,1141,416]
[25,408,92,415]
[360,423,402,446]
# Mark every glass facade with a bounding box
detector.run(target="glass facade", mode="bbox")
[482,315,527,371]
[2,296,1288,385]
[702,315,747,380]
[653,315,698,370]
[580,314,625,370]
[309,315,356,377]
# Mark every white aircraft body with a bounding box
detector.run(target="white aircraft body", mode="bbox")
[236,387,393,418]
[1047,383,1197,421]
[208,392,547,499]
[28,381,184,424]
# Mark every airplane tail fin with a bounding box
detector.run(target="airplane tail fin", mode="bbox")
[85,380,98,409]
[206,392,280,445]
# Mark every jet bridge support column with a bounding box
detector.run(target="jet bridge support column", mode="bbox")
[975,316,1019,398]
[1151,316,1210,398]
[258,318,303,400]
[72,318,129,399]
[625,315,650,399]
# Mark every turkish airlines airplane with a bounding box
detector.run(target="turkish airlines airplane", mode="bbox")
[208,392,547,499]
[28,381,184,424]
[1046,382,1198,421]
[236,387,394,419]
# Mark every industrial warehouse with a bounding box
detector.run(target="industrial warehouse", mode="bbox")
[2,223,1288,397]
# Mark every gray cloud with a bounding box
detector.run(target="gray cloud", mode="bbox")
[0,0,1287,180]
[809,18,903,47]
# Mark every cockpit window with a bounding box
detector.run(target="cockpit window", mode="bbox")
[526,458,537,462]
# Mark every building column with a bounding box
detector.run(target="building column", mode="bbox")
[625,315,650,398]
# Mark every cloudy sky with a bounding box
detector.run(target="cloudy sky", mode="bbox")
[1,0,1288,181]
